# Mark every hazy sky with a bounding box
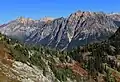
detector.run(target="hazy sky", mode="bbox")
[0,0,120,24]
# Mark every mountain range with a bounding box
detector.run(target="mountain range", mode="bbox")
[0,11,120,50]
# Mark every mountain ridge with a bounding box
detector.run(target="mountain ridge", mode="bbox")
[0,10,119,50]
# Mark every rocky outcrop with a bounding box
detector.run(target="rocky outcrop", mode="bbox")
[0,11,118,50]
[108,13,120,21]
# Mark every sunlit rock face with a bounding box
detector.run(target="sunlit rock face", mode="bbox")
[40,17,54,22]
[108,13,120,21]
[108,13,120,27]
[0,11,118,50]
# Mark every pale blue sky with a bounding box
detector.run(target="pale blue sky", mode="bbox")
[0,0,120,24]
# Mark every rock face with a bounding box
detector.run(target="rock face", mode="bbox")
[108,13,120,21]
[108,13,120,27]
[0,11,118,50]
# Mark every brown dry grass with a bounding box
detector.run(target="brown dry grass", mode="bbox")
[0,43,21,82]
[56,61,88,76]
[0,43,13,67]
[0,72,20,82]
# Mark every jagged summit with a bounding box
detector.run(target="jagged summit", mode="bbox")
[71,10,106,18]
[40,17,54,22]
[15,16,54,24]
[16,16,34,24]
[73,10,94,16]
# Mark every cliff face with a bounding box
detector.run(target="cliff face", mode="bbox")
[0,11,118,50]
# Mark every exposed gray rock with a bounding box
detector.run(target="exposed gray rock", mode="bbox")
[108,13,120,27]
[108,13,120,21]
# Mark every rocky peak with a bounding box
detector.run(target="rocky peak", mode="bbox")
[71,10,104,18]
[16,17,37,25]
[75,10,94,17]
[108,13,120,21]
[68,10,107,24]
[17,17,32,23]
[40,17,54,22]
[15,17,41,26]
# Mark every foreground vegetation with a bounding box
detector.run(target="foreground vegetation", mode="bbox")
[1,32,120,82]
